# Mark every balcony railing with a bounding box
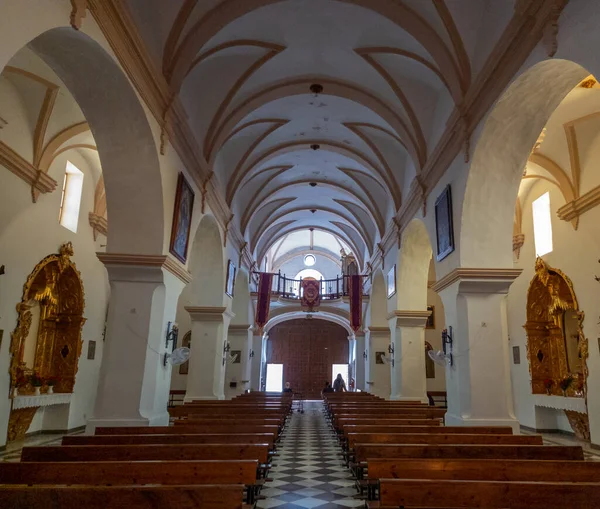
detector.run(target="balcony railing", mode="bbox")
[253,272,368,300]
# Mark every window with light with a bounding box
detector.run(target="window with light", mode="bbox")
[58,161,84,233]
[532,192,553,257]
[304,254,316,266]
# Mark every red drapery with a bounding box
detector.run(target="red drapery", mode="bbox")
[348,275,362,332]
[255,272,274,332]
[300,278,321,312]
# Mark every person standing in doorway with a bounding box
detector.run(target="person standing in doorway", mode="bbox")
[333,373,347,392]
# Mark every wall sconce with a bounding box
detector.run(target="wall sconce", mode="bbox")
[222,341,231,366]
[442,326,454,366]
[362,350,367,360]
[249,349,255,359]
[388,344,394,355]
[165,322,178,352]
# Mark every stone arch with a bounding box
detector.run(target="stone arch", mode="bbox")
[265,311,353,337]
[460,59,589,268]
[396,218,433,310]
[187,214,225,307]
[20,28,165,255]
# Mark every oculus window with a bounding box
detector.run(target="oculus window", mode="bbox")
[304,254,316,266]
[532,192,553,257]
[59,161,84,233]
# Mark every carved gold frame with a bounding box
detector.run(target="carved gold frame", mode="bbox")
[8,242,86,395]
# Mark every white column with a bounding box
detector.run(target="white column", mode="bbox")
[436,270,521,432]
[365,326,391,399]
[348,336,356,390]
[354,331,366,391]
[249,328,262,391]
[184,307,234,401]
[225,324,252,398]
[87,255,187,432]
[388,310,430,402]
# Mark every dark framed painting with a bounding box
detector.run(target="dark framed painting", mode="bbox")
[376,351,385,365]
[513,346,521,365]
[435,184,455,261]
[231,350,242,364]
[426,305,435,329]
[387,265,396,298]
[169,173,195,263]
[179,331,191,375]
[226,260,236,297]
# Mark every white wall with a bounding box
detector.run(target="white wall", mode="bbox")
[508,179,600,436]
[0,151,108,444]
[425,289,447,392]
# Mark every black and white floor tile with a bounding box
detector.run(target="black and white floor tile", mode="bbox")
[259,401,362,509]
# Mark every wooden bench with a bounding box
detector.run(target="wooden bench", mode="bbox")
[351,443,584,481]
[96,424,280,439]
[0,484,247,509]
[347,433,542,449]
[64,433,276,449]
[21,443,272,465]
[372,478,600,508]
[341,424,513,439]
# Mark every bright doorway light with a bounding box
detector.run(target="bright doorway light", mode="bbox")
[532,192,553,256]
[295,268,324,280]
[332,364,349,389]
[59,161,84,233]
[266,364,283,392]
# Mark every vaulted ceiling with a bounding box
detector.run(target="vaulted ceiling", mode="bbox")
[125,0,512,269]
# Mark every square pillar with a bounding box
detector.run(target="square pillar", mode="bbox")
[388,310,430,402]
[435,269,521,432]
[366,326,391,399]
[87,254,188,433]
[184,306,235,401]
[225,324,252,398]
[354,331,366,391]
[249,328,262,391]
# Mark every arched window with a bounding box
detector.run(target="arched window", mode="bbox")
[295,269,324,281]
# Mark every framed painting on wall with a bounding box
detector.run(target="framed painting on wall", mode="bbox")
[435,184,455,261]
[376,351,386,364]
[226,260,236,297]
[387,265,396,298]
[426,305,435,329]
[169,173,195,263]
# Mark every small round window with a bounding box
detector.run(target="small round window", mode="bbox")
[304,254,316,267]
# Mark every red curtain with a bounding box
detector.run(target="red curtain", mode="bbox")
[255,272,274,332]
[348,275,362,332]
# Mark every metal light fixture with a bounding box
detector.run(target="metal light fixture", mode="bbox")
[165,322,179,352]
[249,349,255,359]
[363,350,368,360]
[442,326,454,366]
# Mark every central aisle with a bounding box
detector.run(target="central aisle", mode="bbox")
[258,401,363,508]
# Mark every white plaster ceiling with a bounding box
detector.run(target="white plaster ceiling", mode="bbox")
[125,0,516,269]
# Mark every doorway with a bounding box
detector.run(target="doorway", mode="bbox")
[332,364,349,390]
[265,363,283,392]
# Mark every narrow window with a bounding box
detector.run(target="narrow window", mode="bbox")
[58,161,84,233]
[532,192,553,256]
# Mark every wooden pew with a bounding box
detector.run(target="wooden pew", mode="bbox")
[347,433,542,449]
[64,433,276,448]
[96,424,280,438]
[373,478,600,509]
[341,424,513,439]
[21,443,272,464]
[0,459,258,485]
[0,484,246,509]
[367,458,600,482]
[355,443,584,462]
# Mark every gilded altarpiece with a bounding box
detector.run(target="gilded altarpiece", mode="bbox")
[7,243,85,441]
[524,258,589,439]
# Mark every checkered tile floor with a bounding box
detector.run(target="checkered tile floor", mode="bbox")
[259,401,362,508]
